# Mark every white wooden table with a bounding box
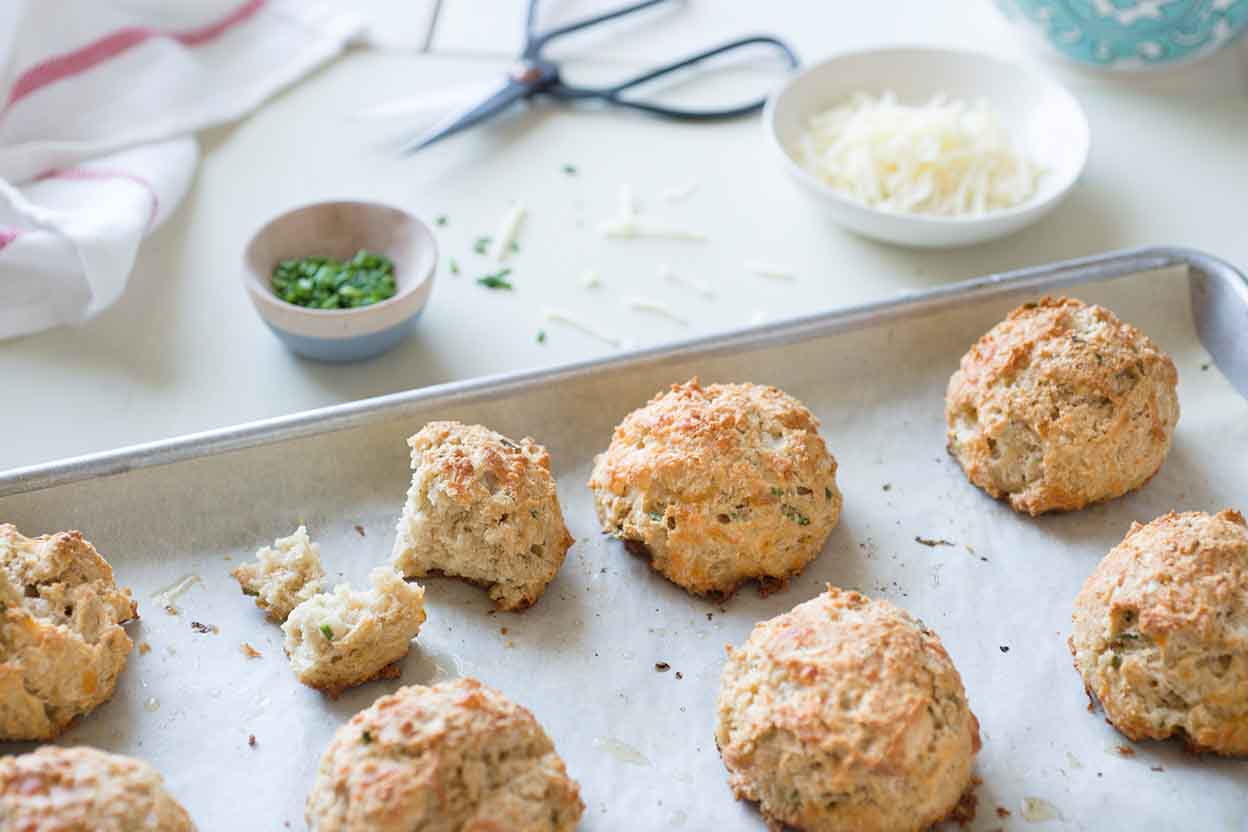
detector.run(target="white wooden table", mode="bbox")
[5,0,1247,469]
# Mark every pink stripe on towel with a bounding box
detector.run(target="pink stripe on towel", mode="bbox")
[5,0,266,112]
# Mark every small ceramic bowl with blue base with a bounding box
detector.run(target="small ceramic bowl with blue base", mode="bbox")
[243,200,436,362]
[996,0,1248,70]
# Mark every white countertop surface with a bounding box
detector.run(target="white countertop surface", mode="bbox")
[5,0,1248,470]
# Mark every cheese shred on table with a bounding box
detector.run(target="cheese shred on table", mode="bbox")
[798,91,1040,217]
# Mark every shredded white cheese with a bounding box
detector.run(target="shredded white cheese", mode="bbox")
[798,91,1040,217]
[599,219,707,241]
[659,264,713,298]
[745,260,795,280]
[489,204,526,261]
[627,297,688,326]
[660,180,699,202]
[543,308,621,347]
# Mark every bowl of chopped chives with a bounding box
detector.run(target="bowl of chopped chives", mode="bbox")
[243,200,436,362]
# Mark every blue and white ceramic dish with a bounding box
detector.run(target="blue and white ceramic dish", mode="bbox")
[244,201,436,363]
[996,0,1248,70]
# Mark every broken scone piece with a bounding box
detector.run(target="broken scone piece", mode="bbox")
[282,567,426,697]
[232,526,326,622]
[391,421,575,611]
[0,525,138,741]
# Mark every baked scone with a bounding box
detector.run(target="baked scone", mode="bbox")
[306,678,583,832]
[1070,509,1248,755]
[0,525,137,741]
[232,525,326,622]
[716,586,980,832]
[391,421,574,611]
[946,296,1179,515]
[283,567,426,696]
[588,378,842,597]
[0,745,193,831]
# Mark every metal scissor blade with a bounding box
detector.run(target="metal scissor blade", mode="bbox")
[399,79,533,155]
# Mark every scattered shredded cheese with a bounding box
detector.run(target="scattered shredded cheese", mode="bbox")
[798,91,1040,217]
[628,297,688,326]
[659,264,713,298]
[618,185,637,219]
[543,308,621,347]
[489,204,526,261]
[581,268,602,289]
[745,260,795,280]
[599,219,707,241]
[660,180,699,202]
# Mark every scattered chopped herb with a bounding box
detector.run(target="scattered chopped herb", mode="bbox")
[434,215,448,227]
[648,511,664,522]
[1111,654,1122,669]
[320,623,335,641]
[882,483,892,492]
[674,671,683,679]
[270,249,397,309]
[562,163,578,175]
[361,730,373,744]
[476,269,513,290]
[781,505,810,526]
[770,486,785,497]
[449,258,460,275]
[1150,765,1164,772]
[1201,363,1210,371]
[915,536,954,548]
[190,621,217,634]
[536,329,547,344]
[530,509,540,519]
[509,240,520,253]
[655,662,670,672]
[824,487,833,500]
[473,236,492,255]
[999,645,1009,653]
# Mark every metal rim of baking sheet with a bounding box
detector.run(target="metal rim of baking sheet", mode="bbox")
[3,245,1245,499]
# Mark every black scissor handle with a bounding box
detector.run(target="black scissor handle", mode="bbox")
[549,35,800,121]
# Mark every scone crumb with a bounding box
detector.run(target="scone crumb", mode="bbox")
[240,642,262,658]
[248,734,257,748]
[138,642,152,655]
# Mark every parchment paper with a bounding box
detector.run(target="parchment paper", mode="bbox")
[2,266,1245,830]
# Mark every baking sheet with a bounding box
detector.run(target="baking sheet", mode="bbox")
[1,264,1245,830]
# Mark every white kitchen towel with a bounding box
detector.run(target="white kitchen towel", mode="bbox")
[0,0,361,339]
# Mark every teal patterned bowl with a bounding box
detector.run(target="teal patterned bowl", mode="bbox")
[996,0,1248,69]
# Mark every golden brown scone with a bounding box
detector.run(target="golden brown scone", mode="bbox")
[1070,509,1248,755]
[391,422,574,611]
[716,586,980,832]
[282,567,426,697]
[946,297,1179,515]
[306,678,584,832]
[231,525,326,622]
[588,378,842,598]
[0,745,193,831]
[0,525,137,741]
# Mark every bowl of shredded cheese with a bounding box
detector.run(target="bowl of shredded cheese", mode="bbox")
[765,47,1089,248]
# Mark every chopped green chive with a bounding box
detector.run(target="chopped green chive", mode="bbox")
[270,250,397,309]
[476,269,513,290]
[473,236,492,255]
[770,487,785,497]
[782,505,811,526]
[361,730,373,744]
[509,240,519,253]
[824,487,833,500]
[648,510,664,522]
[530,509,540,519]
[449,258,460,275]
[562,164,578,175]
[319,623,334,641]
[536,329,547,344]
[434,215,448,227]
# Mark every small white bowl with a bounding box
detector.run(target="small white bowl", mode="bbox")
[764,47,1090,249]
[243,201,436,362]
